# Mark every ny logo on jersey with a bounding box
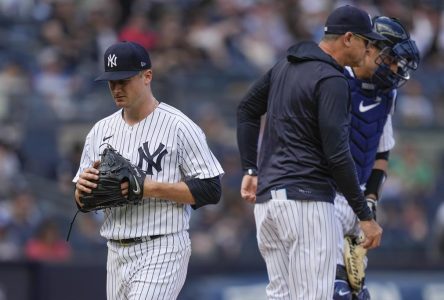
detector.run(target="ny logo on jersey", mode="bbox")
[107,54,117,68]
[137,142,168,175]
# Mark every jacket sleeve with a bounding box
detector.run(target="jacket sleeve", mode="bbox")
[317,76,373,221]
[236,69,271,170]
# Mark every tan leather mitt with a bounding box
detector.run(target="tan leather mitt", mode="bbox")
[344,235,367,292]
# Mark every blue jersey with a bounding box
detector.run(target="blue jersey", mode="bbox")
[345,67,396,185]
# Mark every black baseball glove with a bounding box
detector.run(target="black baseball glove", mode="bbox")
[79,145,146,212]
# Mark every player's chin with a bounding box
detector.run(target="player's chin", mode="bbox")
[114,99,127,107]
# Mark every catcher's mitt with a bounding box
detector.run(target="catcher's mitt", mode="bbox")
[79,145,146,212]
[344,235,367,292]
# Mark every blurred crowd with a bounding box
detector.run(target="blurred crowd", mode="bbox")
[0,0,443,270]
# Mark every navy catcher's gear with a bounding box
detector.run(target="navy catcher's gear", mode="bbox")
[334,280,353,300]
[354,286,371,300]
[371,16,420,90]
[334,265,371,299]
[345,67,394,184]
[373,16,409,46]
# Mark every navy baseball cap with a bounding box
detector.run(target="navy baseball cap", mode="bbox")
[95,41,151,81]
[324,5,387,41]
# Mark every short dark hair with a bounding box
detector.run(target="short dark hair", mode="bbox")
[322,34,342,42]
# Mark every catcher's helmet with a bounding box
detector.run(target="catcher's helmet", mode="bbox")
[371,16,420,90]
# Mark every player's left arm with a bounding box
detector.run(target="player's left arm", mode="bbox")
[364,155,388,219]
[365,91,396,214]
[142,119,224,208]
[142,179,220,207]
[365,157,388,201]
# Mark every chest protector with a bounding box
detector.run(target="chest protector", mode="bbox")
[346,71,394,184]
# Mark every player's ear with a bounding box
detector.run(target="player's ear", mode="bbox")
[142,69,152,84]
[343,32,353,47]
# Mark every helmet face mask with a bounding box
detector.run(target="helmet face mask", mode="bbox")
[392,39,420,71]
[370,17,420,90]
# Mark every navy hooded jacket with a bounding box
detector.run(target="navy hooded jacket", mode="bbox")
[237,41,373,221]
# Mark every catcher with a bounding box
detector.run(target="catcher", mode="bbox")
[334,17,420,299]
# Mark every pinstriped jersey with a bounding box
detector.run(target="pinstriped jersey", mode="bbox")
[73,102,224,239]
[345,67,396,184]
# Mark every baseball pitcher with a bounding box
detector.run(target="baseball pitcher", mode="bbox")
[73,41,224,300]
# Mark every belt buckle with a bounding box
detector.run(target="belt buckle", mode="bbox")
[133,237,143,243]
[115,237,145,246]
[119,239,130,246]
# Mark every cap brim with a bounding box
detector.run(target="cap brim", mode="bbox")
[360,31,388,41]
[94,70,140,81]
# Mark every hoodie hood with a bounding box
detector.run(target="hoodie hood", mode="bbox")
[287,41,343,72]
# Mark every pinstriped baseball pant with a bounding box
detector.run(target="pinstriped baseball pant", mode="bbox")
[254,193,337,300]
[334,193,367,267]
[106,231,191,300]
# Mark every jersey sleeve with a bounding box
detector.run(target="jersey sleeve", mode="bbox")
[177,120,224,180]
[72,130,95,183]
[377,90,397,153]
[377,114,395,152]
[390,89,397,115]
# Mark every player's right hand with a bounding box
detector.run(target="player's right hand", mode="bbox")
[359,219,383,250]
[241,175,257,204]
[75,161,100,207]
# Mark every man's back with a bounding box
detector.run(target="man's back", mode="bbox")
[256,41,350,203]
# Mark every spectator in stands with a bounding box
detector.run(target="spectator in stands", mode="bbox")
[0,61,29,122]
[68,213,106,261]
[389,144,434,193]
[0,141,23,198]
[0,213,21,261]
[118,13,157,50]
[7,190,42,247]
[431,199,444,260]
[25,218,71,262]
[396,79,434,127]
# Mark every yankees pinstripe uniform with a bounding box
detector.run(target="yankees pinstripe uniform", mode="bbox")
[74,103,223,299]
[254,190,338,300]
[237,6,384,299]
[73,41,224,300]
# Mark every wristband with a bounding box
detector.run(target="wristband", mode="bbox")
[244,168,258,176]
[364,169,387,200]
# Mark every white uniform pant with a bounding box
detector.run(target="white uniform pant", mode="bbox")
[106,231,191,300]
[255,191,337,300]
[334,193,367,267]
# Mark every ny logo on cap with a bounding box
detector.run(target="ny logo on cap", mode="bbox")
[108,54,117,68]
